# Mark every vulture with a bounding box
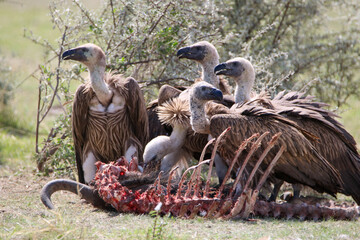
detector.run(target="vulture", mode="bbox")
[143,98,191,175]
[62,43,149,184]
[188,81,343,197]
[214,57,360,204]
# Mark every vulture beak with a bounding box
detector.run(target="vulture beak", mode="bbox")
[143,155,158,170]
[62,47,88,62]
[176,46,205,60]
[210,88,223,102]
[176,46,191,59]
[214,63,230,75]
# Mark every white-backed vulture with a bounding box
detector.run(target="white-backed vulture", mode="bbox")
[143,98,191,175]
[62,43,149,184]
[214,57,360,204]
[189,81,343,197]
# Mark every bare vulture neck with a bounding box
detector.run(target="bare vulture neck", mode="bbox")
[234,69,255,103]
[189,96,210,134]
[167,125,188,152]
[201,58,220,89]
[89,65,113,106]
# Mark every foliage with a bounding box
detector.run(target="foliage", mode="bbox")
[30,0,360,174]
[218,0,360,105]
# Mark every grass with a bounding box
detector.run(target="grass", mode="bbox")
[1,1,360,240]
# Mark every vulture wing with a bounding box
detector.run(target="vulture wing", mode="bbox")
[273,91,360,203]
[208,105,343,196]
[72,84,91,184]
[124,77,149,160]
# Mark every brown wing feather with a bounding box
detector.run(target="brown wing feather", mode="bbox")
[271,91,360,203]
[123,77,149,162]
[147,85,185,140]
[209,105,343,196]
[147,100,170,140]
[158,84,182,105]
[72,83,92,183]
[272,92,357,149]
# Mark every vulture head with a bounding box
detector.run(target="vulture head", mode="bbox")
[214,57,255,103]
[190,82,223,103]
[214,57,255,84]
[62,43,106,71]
[143,135,169,168]
[177,41,219,64]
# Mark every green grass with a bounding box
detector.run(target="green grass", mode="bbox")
[1,1,360,240]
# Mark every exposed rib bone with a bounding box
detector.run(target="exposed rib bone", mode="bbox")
[255,142,285,192]
[176,160,210,199]
[217,133,259,198]
[185,160,211,198]
[230,132,269,197]
[205,127,231,197]
[194,138,216,197]
[167,166,179,199]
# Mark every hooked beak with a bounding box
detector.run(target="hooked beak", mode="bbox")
[176,46,191,59]
[62,49,76,60]
[214,63,229,75]
[176,46,205,60]
[210,88,223,102]
[62,47,88,62]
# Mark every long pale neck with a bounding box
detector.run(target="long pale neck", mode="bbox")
[167,125,187,152]
[201,59,220,88]
[189,97,210,134]
[234,71,255,103]
[234,81,252,103]
[89,66,112,106]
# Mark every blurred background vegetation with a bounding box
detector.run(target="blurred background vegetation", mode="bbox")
[0,0,359,176]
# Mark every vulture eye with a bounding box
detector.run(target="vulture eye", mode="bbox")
[201,86,206,91]
[196,46,201,51]
[120,171,125,176]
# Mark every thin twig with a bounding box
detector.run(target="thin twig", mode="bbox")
[141,77,192,86]
[39,26,68,123]
[272,0,291,47]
